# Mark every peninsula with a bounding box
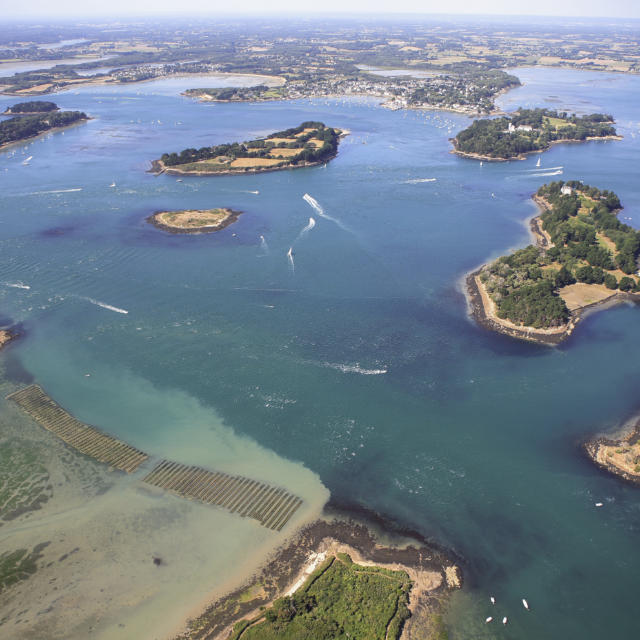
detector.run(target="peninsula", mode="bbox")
[467,181,640,344]
[1,100,59,116]
[175,516,461,640]
[147,208,242,233]
[0,108,89,150]
[452,108,620,161]
[153,122,343,176]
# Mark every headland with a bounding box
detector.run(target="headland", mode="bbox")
[585,418,640,485]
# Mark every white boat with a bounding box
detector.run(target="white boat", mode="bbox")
[480,161,483,166]
[109,182,116,188]
[502,617,508,625]
[595,502,603,507]
[490,596,495,604]
[523,598,530,610]
[485,616,493,623]
[536,156,541,167]
[22,155,33,165]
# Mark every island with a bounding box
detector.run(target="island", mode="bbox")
[175,517,461,640]
[0,109,89,150]
[452,108,621,161]
[147,208,242,234]
[153,122,344,176]
[586,417,640,485]
[1,100,59,116]
[467,181,640,345]
[0,329,17,350]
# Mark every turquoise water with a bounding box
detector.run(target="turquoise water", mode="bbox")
[1,67,640,638]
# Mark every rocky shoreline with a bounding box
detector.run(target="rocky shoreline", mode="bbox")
[175,502,462,640]
[0,328,18,351]
[585,419,640,485]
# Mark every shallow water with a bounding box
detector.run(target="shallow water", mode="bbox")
[0,67,639,639]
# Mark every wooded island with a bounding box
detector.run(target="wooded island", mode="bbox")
[453,108,620,160]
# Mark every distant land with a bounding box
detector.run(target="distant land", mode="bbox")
[452,109,621,161]
[467,181,640,345]
[147,208,242,234]
[152,122,344,176]
[586,416,640,485]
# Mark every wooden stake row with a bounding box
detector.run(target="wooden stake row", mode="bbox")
[143,460,303,531]
[7,385,147,473]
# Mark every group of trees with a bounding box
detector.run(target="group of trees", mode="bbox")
[0,110,87,146]
[3,100,58,114]
[160,122,340,168]
[454,108,617,159]
[480,182,639,329]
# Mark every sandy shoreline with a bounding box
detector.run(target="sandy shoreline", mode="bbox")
[174,503,462,640]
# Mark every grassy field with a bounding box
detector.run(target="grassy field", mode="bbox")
[232,553,412,640]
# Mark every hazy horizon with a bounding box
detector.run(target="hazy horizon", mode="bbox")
[1,1,640,20]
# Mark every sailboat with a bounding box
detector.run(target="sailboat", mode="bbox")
[536,156,541,167]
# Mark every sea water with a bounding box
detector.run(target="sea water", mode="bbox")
[0,67,639,639]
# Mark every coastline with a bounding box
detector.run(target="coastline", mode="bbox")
[175,504,462,640]
[146,208,243,234]
[0,116,90,152]
[451,134,623,162]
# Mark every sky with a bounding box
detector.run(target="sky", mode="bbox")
[2,0,640,19]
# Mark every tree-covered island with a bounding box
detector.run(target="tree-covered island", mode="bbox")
[153,122,344,175]
[452,108,620,161]
[468,181,640,344]
[0,108,89,149]
[2,100,59,115]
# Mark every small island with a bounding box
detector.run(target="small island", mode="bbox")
[452,108,621,161]
[147,208,242,234]
[0,108,89,150]
[0,329,17,350]
[468,181,640,345]
[2,100,59,116]
[586,417,640,485]
[153,122,344,176]
[183,85,287,103]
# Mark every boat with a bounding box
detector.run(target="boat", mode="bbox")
[502,617,508,625]
[490,596,495,604]
[522,598,530,610]
[536,156,541,167]
[480,161,483,166]
[485,617,493,623]
[22,155,33,165]
[109,182,116,188]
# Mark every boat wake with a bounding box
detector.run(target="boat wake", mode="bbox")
[323,362,388,375]
[403,178,437,184]
[77,296,129,314]
[28,188,83,195]
[296,217,316,242]
[3,282,30,290]
[259,235,269,254]
[528,169,563,177]
[521,166,563,172]
[303,193,351,233]
[287,247,295,273]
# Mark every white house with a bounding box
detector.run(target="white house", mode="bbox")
[561,185,573,195]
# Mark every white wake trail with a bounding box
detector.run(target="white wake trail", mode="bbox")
[3,282,30,290]
[259,235,269,254]
[529,169,563,177]
[323,362,388,375]
[287,247,295,273]
[521,166,563,172]
[28,188,83,195]
[303,193,351,232]
[403,178,437,184]
[78,296,129,314]
[296,217,316,242]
